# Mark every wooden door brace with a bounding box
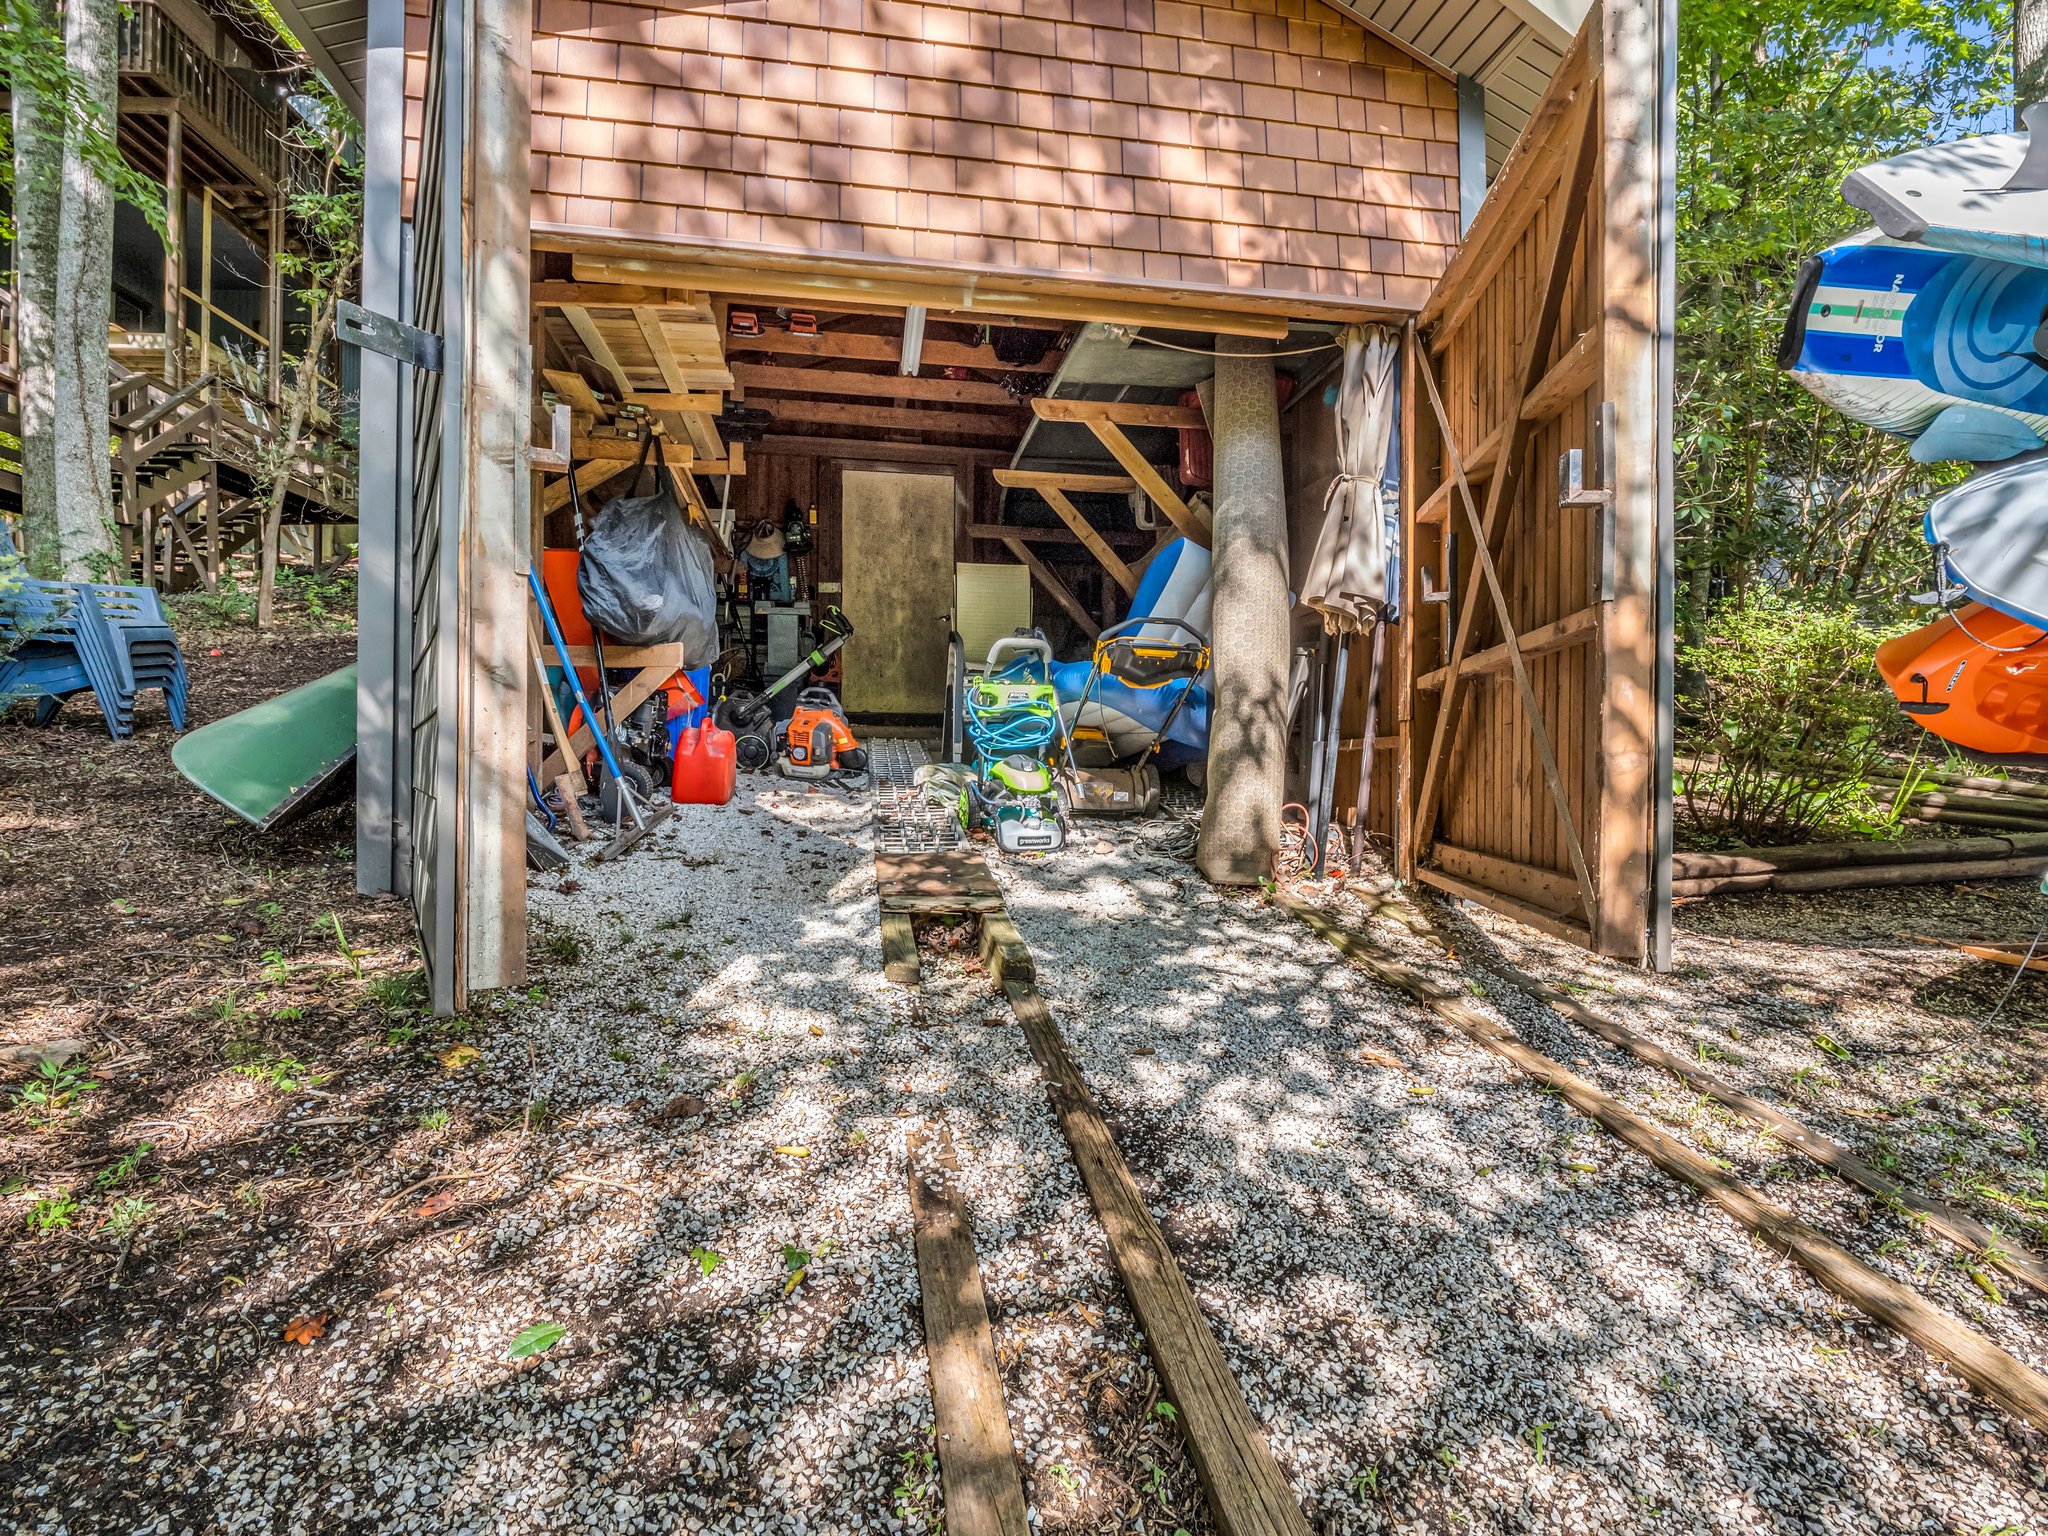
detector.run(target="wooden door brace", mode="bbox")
[1410,82,1600,870]
[1413,334,1598,927]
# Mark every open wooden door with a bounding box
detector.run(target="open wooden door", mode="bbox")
[405,0,532,1013]
[1399,0,1675,964]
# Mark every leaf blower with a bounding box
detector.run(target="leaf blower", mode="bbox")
[778,686,869,785]
[714,605,855,774]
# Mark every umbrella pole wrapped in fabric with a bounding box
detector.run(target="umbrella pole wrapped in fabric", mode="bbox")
[1301,325,1399,634]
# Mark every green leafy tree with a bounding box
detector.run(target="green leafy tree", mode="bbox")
[1676,0,2011,645]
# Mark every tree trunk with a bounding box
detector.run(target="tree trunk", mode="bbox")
[51,0,120,581]
[256,291,337,629]
[1196,341,1291,885]
[2021,0,2048,105]
[11,0,64,578]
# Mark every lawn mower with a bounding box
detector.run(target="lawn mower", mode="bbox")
[957,632,1067,853]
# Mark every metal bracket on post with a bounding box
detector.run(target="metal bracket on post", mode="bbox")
[336,299,443,372]
[1559,400,1617,601]
[530,401,571,470]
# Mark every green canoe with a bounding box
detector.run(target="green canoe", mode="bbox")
[172,664,358,831]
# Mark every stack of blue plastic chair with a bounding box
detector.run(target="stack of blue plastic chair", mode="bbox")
[0,579,188,738]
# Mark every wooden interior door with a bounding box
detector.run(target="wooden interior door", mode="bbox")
[1398,0,1673,963]
[839,469,956,715]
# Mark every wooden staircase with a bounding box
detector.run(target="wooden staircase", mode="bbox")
[0,363,353,591]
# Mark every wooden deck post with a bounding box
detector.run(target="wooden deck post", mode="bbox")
[161,110,183,388]
[264,194,284,406]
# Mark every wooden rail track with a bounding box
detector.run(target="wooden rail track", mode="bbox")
[1278,891,2048,1437]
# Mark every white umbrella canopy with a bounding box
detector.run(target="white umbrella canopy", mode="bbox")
[1300,325,1399,633]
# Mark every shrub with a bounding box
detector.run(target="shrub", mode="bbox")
[1678,595,1906,846]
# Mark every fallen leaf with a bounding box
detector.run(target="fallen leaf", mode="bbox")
[416,1188,461,1217]
[437,1044,481,1070]
[808,1025,824,1037]
[774,1145,809,1158]
[282,1312,329,1345]
[1407,1085,1436,1097]
[507,1321,567,1360]
[654,1092,707,1124]
[1356,1047,1405,1071]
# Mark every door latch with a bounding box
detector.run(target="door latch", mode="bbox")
[1559,401,1617,600]
[336,300,443,373]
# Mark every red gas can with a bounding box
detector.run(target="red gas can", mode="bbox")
[670,723,737,805]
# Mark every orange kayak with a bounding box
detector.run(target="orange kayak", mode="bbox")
[1875,603,2048,761]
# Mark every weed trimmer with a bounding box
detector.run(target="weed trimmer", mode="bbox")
[528,566,672,861]
[714,605,856,773]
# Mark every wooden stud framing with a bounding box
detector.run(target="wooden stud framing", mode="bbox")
[730,329,1063,373]
[733,364,1021,408]
[759,398,1027,436]
[1069,413,1212,547]
[1029,398,1208,430]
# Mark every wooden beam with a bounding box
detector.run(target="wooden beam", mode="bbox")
[1080,418,1211,546]
[1030,398,1207,430]
[1037,485,1136,594]
[907,1125,1030,1536]
[543,368,606,420]
[1001,536,1099,637]
[756,434,1014,466]
[991,470,1138,494]
[561,304,632,395]
[634,305,690,391]
[1521,328,1600,427]
[965,522,1152,548]
[881,911,921,985]
[761,398,1027,436]
[569,434,741,474]
[1521,970,2048,1298]
[733,363,1020,407]
[541,459,635,514]
[1417,604,1598,690]
[1004,978,1313,1535]
[1278,896,2048,1440]
[528,619,588,797]
[731,329,1062,373]
[534,281,682,306]
[568,252,1299,337]
[623,390,723,414]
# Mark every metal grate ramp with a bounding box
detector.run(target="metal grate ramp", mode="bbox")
[870,737,963,854]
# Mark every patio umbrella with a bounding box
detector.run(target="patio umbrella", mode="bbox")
[1300,324,1399,633]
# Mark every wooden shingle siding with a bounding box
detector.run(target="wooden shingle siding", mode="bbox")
[406,0,1460,309]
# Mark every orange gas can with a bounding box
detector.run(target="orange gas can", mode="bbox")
[670,723,737,805]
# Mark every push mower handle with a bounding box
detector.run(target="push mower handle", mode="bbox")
[985,632,1053,671]
[1099,616,1211,648]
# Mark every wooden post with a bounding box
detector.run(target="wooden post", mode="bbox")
[264,194,284,406]
[161,111,184,387]
[199,186,214,378]
[458,0,535,992]
[1596,0,1672,961]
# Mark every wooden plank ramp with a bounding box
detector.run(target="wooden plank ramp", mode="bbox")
[1002,974,1313,1536]
[907,1124,1031,1536]
[1276,892,2048,1437]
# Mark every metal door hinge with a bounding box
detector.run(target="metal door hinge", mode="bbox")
[336,300,443,372]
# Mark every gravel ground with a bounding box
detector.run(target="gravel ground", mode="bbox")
[4,775,1201,1534]
[11,719,2047,1534]
[991,827,2048,1534]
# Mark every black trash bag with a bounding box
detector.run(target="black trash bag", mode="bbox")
[574,445,719,662]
